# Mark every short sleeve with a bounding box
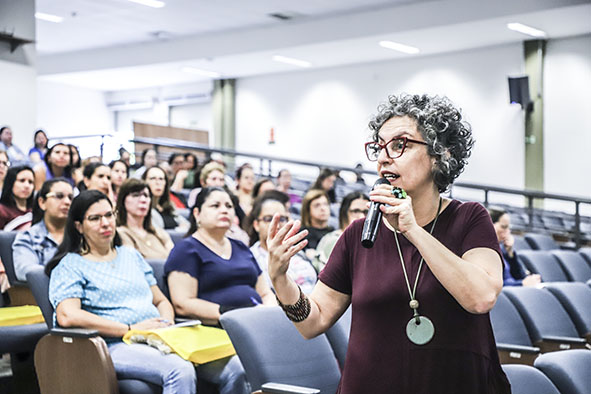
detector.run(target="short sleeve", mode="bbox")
[318,222,356,295]
[49,254,85,309]
[12,229,39,281]
[127,247,157,287]
[459,203,503,262]
[164,238,201,279]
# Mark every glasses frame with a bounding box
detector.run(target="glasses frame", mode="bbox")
[85,210,116,223]
[364,136,428,161]
[45,192,74,201]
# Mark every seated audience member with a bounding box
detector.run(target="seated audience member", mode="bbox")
[80,162,114,203]
[489,208,542,287]
[29,129,49,164]
[109,160,129,202]
[116,179,174,260]
[0,150,9,197]
[33,143,74,191]
[187,161,226,208]
[165,187,272,394]
[183,153,199,189]
[310,167,337,203]
[252,178,275,199]
[169,153,188,193]
[300,189,333,252]
[246,194,317,294]
[0,165,35,231]
[45,190,197,394]
[276,169,301,205]
[68,144,83,184]
[13,178,72,281]
[314,191,369,271]
[0,126,28,166]
[235,164,255,216]
[132,148,158,179]
[118,147,131,167]
[143,166,189,232]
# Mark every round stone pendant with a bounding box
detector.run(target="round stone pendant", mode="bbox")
[406,316,435,345]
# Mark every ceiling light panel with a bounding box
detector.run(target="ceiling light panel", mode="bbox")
[128,0,166,9]
[35,12,64,23]
[507,23,547,38]
[379,40,420,54]
[272,55,312,68]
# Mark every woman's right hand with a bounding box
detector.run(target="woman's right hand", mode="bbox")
[267,214,308,282]
[130,317,172,331]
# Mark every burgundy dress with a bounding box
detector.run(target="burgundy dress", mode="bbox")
[318,200,511,394]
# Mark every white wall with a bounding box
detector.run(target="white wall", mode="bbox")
[37,80,113,160]
[544,34,591,214]
[0,60,37,151]
[236,43,525,198]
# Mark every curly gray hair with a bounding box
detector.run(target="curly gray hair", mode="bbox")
[368,93,474,192]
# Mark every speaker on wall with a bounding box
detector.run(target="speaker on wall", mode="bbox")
[508,76,533,111]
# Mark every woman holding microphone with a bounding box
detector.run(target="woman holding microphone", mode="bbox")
[267,94,510,394]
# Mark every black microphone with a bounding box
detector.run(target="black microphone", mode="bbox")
[361,178,390,248]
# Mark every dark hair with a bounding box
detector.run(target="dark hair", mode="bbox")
[311,168,335,191]
[338,191,369,230]
[142,148,156,165]
[488,207,507,224]
[184,153,198,170]
[0,166,35,210]
[116,178,155,234]
[301,189,328,227]
[368,93,474,193]
[109,159,129,176]
[45,190,121,275]
[0,126,9,135]
[32,177,72,224]
[142,166,175,216]
[277,169,290,179]
[44,143,72,179]
[185,187,230,237]
[252,178,274,199]
[168,153,184,165]
[245,191,290,246]
[68,144,81,168]
[34,129,49,148]
[235,163,253,181]
[83,162,108,179]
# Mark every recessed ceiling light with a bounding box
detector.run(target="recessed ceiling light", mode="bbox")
[507,23,546,38]
[379,41,420,54]
[128,0,166,8]
[272,55,311,68]
[35,12,64,23]
[181,66,220,78]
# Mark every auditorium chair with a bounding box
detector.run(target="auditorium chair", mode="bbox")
[533,349,591,394]
[579,247,591,265]
[524,233,559,251]
[502,287,587,353]
[543,283,591,343]
[512,235,531,252]
[0,230,37,305]
[551,250,591,282]
[165,229,186,245]
[489,292,540,365]
[517,250,569,282]
[324,306,352,369]
[501,364,560,394]
[220,306,340,394]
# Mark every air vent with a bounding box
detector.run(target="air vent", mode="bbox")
[268,12,299,21]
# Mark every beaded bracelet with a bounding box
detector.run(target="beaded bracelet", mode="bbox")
[276,285,311,322]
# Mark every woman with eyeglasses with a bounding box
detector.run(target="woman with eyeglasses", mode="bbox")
[0,150,9,197]
[313,191,370,272]
[33,143,74,191]
[13,178,73,281]
[0,165,35,231]
[246,193,317,294]
[45,190,197,394]
[116,178,173,260]
[300,189,334,252]
[165,186,274,394]
[267,94,510,394]
[142,166,189,232]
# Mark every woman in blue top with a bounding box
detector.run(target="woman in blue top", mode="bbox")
[165,186,275,394]
[45,190,196,394]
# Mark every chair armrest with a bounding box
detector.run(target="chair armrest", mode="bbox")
[496,343,540,365]
[260,382,320,394]
[536,335,588,352]
[50,328,99,338]
[496,343,540,354]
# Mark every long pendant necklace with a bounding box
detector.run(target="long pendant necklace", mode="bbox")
[394,197,442,345]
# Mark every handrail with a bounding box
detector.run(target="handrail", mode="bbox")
[132,136,589,247]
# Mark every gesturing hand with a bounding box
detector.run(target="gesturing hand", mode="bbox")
[267,214,308,282]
